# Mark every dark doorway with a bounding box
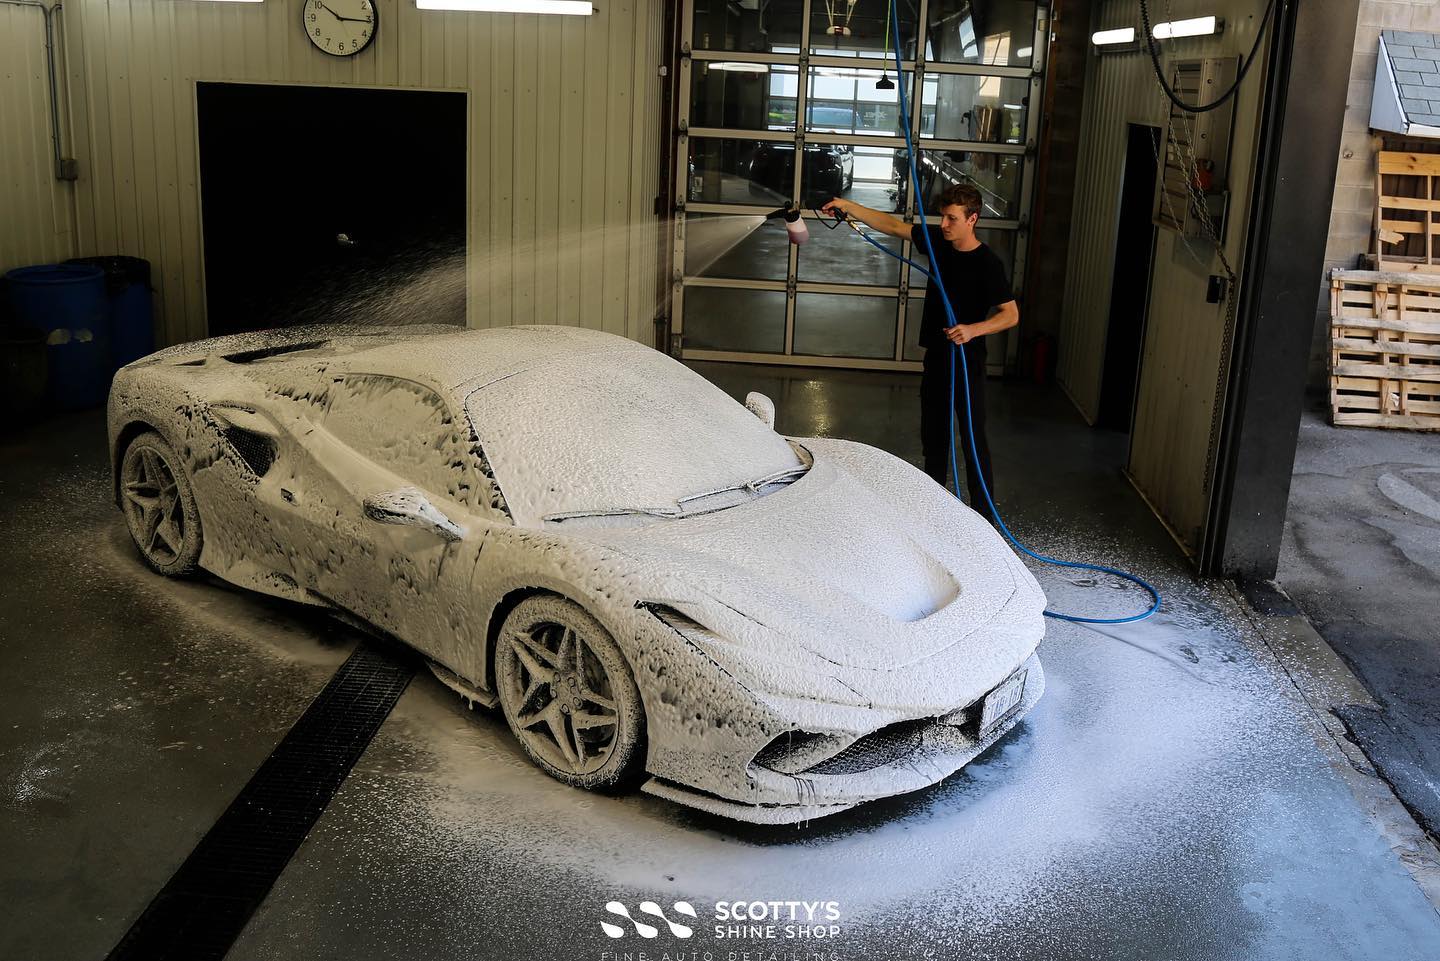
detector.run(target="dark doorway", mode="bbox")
[197,83,466,336]
[1098,123,1161,432]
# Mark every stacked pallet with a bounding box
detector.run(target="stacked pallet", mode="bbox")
[1375,151,1440,272]
[1329,269,1440,430]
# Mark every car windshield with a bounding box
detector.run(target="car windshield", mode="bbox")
[465,347,805,526]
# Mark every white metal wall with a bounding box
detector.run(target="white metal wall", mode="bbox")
[1058,0,1268,554]
[0,2,75,271]
[1,0,663,348]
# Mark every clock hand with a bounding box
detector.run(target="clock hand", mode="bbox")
[317,1,371,24]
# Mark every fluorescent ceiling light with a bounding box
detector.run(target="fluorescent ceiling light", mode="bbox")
[1003,103,1023,110]
[1091,27,1135,46]
[708,62,770,73]
[416,0,594,13]
[1015,47,1032,58]
[1152,16,1220,39]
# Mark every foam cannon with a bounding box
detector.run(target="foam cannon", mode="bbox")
[766,203,810,246]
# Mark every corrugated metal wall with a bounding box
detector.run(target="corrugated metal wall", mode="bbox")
[0,2,75,270]
[1,0,663,347]
[1057,0,1268,554]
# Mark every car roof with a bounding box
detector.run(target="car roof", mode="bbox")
[330,324,649,395]
[141,323,649,399]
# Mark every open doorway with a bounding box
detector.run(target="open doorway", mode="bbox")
[1097,123,1161,432]
[196,83,467,337]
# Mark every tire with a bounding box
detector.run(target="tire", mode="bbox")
[120,430,203,577]
[494,595,646,792]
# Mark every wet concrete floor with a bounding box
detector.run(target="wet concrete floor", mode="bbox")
[2,367,1438,961]
[1279,402,1440,837]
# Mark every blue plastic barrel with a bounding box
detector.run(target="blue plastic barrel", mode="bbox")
[66,256,154,367]
[4,263,111,410]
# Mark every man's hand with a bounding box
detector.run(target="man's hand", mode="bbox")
[820,198,850,221]
[944,324,977,346]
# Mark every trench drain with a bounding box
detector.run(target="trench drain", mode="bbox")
[105,642,416,961]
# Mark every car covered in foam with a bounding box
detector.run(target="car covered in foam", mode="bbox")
[107,323,1044,823]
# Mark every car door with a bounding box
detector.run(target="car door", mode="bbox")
[290,372,499,667]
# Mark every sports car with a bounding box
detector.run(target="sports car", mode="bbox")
[107,324,1045,823]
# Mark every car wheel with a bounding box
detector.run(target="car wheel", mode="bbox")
[494,595,646,792]
[120,430,203,577]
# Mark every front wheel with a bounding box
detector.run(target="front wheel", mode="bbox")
[120,430,203,577]
[494,596,646,792]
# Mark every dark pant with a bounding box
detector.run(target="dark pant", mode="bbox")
[921,342,994,515]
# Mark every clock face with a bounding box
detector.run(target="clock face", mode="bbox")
[303,0,377,58]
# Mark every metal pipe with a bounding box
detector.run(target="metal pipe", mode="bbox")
[1,0,71,181]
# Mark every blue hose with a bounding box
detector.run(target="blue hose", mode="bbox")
[846,0,1161,625]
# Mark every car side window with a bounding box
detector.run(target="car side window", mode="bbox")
[324,374,506,516]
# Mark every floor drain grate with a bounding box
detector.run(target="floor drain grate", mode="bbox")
[105,641,415,961]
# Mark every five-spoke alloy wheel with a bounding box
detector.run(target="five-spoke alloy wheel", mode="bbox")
[121,431,203,577]
[495,596,645,791]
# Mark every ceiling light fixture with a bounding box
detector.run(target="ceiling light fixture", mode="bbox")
[1091,27,1136,46]
[416,0,594,14]
[1151,16,1222,39]
[707,62,770,73]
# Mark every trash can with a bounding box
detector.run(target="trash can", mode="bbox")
[66,255,154,368]
[4,263,110,410]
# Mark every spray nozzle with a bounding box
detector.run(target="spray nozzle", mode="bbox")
[766,204,810,245]
[765,203,801,223]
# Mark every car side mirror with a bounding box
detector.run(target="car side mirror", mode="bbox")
[744,391,776,429]
[362,487,464,542]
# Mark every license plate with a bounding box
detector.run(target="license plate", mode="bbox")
[979,669,1027,735]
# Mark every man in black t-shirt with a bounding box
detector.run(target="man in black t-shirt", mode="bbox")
[822,184,1018,514]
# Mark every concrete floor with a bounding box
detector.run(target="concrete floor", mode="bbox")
[1279,403,1440,838]
[3,368,1440,960]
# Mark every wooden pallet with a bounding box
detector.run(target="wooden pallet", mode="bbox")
[1375,151,1440,272]
[1330,269,1440,430]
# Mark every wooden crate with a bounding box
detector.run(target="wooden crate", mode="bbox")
[1375,151,1440,272]
[1330,269,1440,430]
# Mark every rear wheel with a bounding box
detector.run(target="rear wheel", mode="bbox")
[494,596,646,792]
[120,431,203,577]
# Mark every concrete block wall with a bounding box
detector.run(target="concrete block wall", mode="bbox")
[1311,0,1440,391]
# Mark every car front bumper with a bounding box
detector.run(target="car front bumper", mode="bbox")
[640,652,1044,824]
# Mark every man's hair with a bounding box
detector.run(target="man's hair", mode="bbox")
[936,183,983,222]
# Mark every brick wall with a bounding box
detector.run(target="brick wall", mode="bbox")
[1311,0,1440,391]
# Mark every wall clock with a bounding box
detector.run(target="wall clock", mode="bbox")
[303,0,377,58]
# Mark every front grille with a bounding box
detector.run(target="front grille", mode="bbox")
[804,718,931,776]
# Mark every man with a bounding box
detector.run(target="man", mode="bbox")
[822,184,1018,514]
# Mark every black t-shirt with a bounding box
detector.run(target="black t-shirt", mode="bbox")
[914,225,1013,352]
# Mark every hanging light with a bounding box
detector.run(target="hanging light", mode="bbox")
[1091,27,1136,46]
[416,0,594,14]
[1151,16,1223,39]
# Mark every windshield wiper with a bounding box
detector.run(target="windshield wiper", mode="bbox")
[546,464,810,524]
[674,464,809,506]
[545,505,685,523]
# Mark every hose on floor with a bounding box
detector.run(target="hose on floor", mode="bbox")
[823,0,1162,624]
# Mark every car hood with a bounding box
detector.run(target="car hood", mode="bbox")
[559,453,1043,674]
